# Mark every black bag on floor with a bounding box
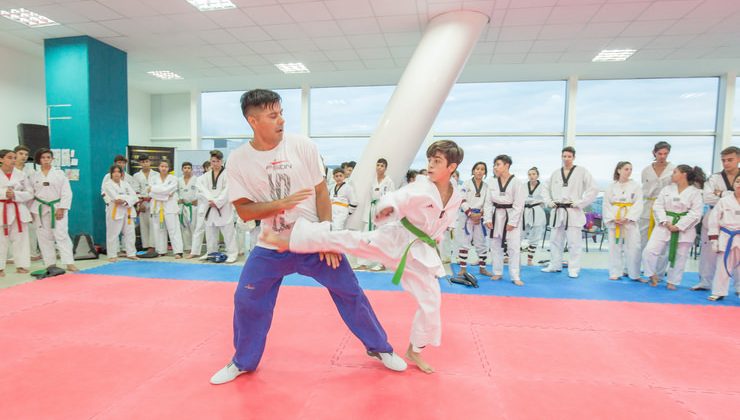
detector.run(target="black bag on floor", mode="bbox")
[449,272,479,288]
[73,233,99,260]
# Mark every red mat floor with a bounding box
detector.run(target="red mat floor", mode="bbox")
[1,273,739,420]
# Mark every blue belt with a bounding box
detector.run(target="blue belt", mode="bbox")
[464,208,487,237]
[720,227,740,277]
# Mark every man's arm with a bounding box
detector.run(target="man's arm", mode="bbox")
[315,181,332,223]
[232,188,314,222]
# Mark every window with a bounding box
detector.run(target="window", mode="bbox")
[434,81,566,133]
[577,78,718,132]
[734,78,740,134]
[434,136,564,182]
[313,137,368,167]
[576,136,714,189]
[310,86,395,136]
[201,88,301,138]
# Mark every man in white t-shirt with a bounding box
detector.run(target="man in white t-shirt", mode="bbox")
[210,89,405,385]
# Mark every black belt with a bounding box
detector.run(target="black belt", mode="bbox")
[490,203,514,249]
[205,206,222,220]
[552,202,572,228]
[524,202,542,227]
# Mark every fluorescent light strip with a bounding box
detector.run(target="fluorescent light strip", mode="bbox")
[275,63,310,74]
[147,70,184,80]
[0,8,58,28]
[185,0,236,11]
[592,49,637,62]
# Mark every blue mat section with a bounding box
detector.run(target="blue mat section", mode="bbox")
[81,261,740,307]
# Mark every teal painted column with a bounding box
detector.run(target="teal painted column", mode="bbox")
[44,36,128,244]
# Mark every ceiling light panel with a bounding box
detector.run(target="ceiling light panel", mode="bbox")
[148,70,184,80]
[275,63,310,74]
[592,49,637,62]
[185,0,236,12]
[0,8,58,28]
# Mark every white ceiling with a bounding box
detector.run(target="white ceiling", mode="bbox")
[0,0,739,93]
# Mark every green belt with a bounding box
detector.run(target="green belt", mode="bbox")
[391,217,436,286]
[180,202,194,227]
[368,199,378,231]
[35,197,61,229]
[666,210,688,268]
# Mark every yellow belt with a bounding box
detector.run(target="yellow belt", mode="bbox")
[645,197,657,239]
[332,201,349,208]
[613,202,633,243]
[111,206,132,225]
[153,200,165,228]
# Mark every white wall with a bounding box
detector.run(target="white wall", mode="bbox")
[0,45,46,150]
[150,93,191,148]
[127,88,151,146]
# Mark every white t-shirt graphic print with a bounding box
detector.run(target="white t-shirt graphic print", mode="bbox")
[227,133,325,250]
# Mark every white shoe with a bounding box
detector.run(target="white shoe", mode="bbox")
[568,271,579,278]
[210,362,247,385]
[226,256,237,264]
[369,265,385,272]
[541,266,561,273]
[368,351,407,372]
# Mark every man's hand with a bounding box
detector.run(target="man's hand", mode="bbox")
[279,188,313,211]
[506,224,515,231]
[55,208,65,220]
[319,252,342,269]
[668,224,680,233]
[485,221,493,229]
[6,188,14,200]
[209,200,217,207]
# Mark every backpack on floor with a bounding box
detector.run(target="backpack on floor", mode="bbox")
[73,233,99,260]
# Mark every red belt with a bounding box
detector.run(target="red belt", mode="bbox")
[0,199,23,236]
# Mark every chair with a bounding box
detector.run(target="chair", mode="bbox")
[582,216,606,252]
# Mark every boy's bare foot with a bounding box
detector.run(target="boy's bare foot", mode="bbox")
[66,264,79,272]
[457,266,467,277]
[260,229,289,251]
[16,268,29,274]
[667,283,677,291]
[527,258,534,266]
[108,257,118,263]
[31,255,42,261]
[513,279,524,286]
[491,275,502,281]
[0,270,4,277]
[126,256,139,260]
[405,344,434,374]
[185,254,196,259]
[479,267,494,277]
[649,275,659,287]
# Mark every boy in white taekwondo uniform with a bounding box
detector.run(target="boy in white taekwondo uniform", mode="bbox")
[642,165,704,289]
[149,160,184,257]
[30,149,78,272]
[186,162,209,258]
[15,145,40,262]
[0,149,33,275]
[197,150,238,263]
[522,167,546,266]
[640,141,675,266]
[356,158,395,271]
[541,146,598,278]
[261,140,464,374]
[603,162,643,281]
[178,161,198,253]
[706,173,740,301]
[484,155,525,285]
[133,154,159,256]
[692,146,739,291]
[455,162,491,278]
[102,165,139,261]
[330,167,356,230]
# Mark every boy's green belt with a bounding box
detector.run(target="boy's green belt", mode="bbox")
[391,217,436,285]
[35,197,61,228]
[665,211,688,268]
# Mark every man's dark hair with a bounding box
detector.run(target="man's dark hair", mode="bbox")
[210,150,224,160]
[14,145,30,153]
[561,146,576,157]
[347,161,356,169]
[653,141,671,154]
[494,154,512,167]
[138,153,150,161]
[240,89,282,117]
[720,146,739,156]
[182,161,192,169]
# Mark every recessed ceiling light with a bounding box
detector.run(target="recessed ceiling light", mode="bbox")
[0,8,58,28]
[275,63,310,74]
[147,70,184,80]
[185,0,236,12]
[592,49,637,62]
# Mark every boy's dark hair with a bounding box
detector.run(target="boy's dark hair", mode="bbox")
[332,168,345,175]
[210,150,224,160]
[561,146,576,157]
[138,153,150,161]
[114,154,127,163]
[406,169,418,183]
[653,141,671,154]
[240,89,282,117]
[347,161,356,169]
[159,159,170,167]
[426,140,463,167]
[613,161,631,181]
[182,161,192,169]
[494,154,512,167]
[34,147,53,163]
[14,145,30,153]
[720,146,739,156]
[202,160,211,168]
[0,149,14,159]
[377,158,388,167]
[340,162,348,169]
